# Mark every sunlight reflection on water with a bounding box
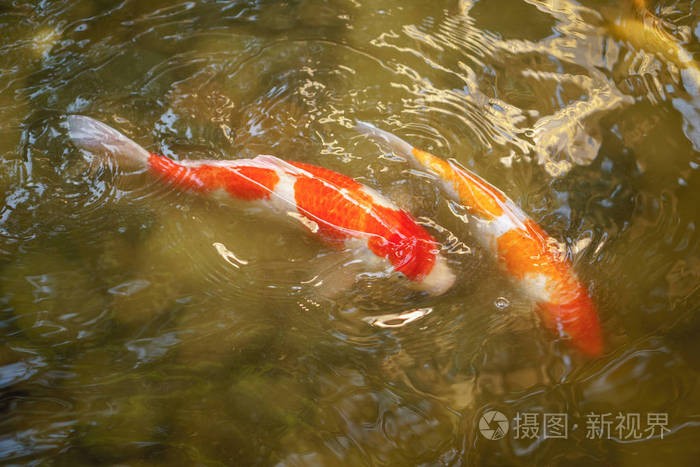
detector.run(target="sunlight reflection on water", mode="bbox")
[1,0,699,464]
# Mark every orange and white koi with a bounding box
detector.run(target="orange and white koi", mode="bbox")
[356,121,603,356]
[67,115,455,295]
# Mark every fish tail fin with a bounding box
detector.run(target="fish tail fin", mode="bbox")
[354,120,451,179]
[67,115,150,168]
[354,120,416,161]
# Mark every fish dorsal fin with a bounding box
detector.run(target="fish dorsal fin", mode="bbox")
[252,155,310,176]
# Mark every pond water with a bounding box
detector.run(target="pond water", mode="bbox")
[2,0,700,465]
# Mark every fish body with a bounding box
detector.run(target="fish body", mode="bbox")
[356,121,603,356]
[67,115,455,295]
[606,0,700,77]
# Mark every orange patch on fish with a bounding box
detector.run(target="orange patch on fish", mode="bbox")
[538,292,603,357]
[412,148,504,219]
[495,220,563,281]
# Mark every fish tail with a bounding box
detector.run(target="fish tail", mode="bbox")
[354,120,456,198]
[355,120,416,161]
[354,120,455,177]
[67,115,150,168]
[356,121,506,220]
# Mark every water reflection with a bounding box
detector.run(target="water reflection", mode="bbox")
[1,0,699,464]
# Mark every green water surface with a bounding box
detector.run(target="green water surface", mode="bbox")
[1,0,699,465]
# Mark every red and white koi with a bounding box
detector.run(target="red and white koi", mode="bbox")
[356,121,603,356]
[67,115,455,295]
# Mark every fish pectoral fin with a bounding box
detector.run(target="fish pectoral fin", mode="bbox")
[363,307,433,328]
[287,211,320,234]
[308,255,368,299]
[307,242,401,299]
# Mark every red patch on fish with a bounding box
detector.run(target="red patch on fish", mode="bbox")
[148,154,279,200]
[291,162,437,280]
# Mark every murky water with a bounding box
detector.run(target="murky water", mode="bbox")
[1,0,700,465]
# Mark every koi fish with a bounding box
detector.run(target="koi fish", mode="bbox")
[356,121,603,356]
[67,115,455,296]
[606,1,700,75]
[606,0,700,151]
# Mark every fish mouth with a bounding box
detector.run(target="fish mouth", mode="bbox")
[538,298,604,357]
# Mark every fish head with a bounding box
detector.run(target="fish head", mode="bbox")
[411,254,456,296]
[538,292,603,357]
[387,235,456,296]
[368,234,456,296]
